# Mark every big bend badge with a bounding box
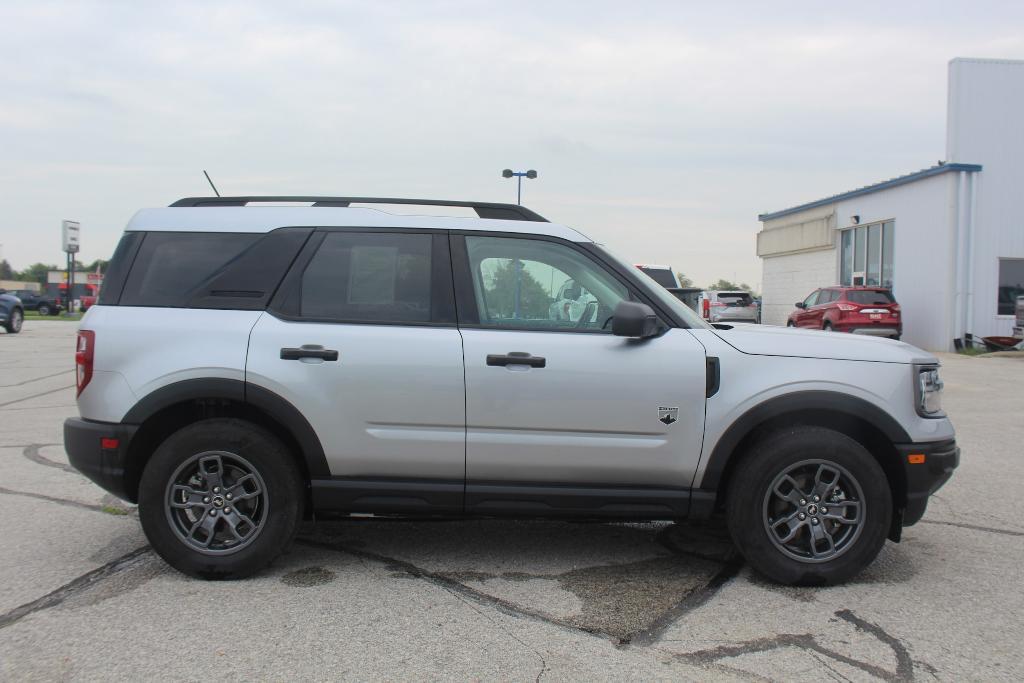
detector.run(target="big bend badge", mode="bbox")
[658,406,678,425]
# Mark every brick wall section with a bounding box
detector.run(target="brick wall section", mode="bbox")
[760,249,837,327]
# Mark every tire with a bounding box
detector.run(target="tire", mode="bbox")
[3,308,22,334]
[37,304,51,316]
[726,426,891,585]
[138,418,304,579]
[786,321,796,328]
[823,321,833,332]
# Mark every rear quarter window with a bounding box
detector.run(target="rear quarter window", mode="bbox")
[120,232,261,307]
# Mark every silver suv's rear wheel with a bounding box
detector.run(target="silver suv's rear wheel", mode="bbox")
[139,418,303,579]
[727,426,891,585]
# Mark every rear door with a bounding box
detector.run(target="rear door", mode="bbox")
[452,233,708,514]
[245,229,466,513]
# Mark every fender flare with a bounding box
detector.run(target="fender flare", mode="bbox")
[698,390,911,491]
[122,378,329,478]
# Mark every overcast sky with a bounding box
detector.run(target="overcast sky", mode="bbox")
[1,1,1022,288]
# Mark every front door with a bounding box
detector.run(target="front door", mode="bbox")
[452,234,707,515]
[246,229,465,512]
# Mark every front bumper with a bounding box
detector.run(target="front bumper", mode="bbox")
[64,417,139,502]
[896,439,959,526]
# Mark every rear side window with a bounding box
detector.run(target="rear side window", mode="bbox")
[120,233,261,307]
[299,232,432,323]
[847,290,894,305]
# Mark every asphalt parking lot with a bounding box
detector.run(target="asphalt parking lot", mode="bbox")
[1,322,1022,681]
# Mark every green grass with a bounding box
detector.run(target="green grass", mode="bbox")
[23,311,82,321]
[956,346,989,356]
[100,505,130,516]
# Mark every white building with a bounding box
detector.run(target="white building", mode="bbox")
[757,58,1024,351]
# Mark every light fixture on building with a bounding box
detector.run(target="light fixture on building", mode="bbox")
[851,215,860,225]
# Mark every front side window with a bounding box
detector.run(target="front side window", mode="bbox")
[998,258,1024,315]
[464,236,628,331]
[300,232,432,322]
[803,290,820,307]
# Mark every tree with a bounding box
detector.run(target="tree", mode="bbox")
[675,271,695,288]
[707,279,754,293]
[82,259,109,273]
[481,259,553,320]
[16,263,58,286]
[0,259,13,280]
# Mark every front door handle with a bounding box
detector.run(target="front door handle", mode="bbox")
[486,352,546,368]
[281,346,339,361]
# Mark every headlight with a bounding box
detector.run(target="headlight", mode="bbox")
[917,367,944,416]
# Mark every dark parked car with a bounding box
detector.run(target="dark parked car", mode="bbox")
[9,290,63,316]
[788,287,901,340]
[0,291,24,333]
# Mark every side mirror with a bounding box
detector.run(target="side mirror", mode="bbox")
[795,302,806,309]
[612,301,661,338]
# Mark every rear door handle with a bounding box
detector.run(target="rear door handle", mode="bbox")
[280,346,339,361]
[486,352,546,368]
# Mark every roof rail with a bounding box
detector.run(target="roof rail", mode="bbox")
[168,196,548,222]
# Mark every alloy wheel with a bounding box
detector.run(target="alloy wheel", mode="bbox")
[762,459,865,563]
[164,451,268,555]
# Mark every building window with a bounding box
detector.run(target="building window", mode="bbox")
[998,258,1024,315]
[840,221,894,288]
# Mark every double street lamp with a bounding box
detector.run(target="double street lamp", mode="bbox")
[501,169,537,205]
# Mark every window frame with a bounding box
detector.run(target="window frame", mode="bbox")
[449,231,677,334]
[267,227,456,327]
[997,257,1024,316]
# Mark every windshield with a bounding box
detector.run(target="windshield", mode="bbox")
[594,246,711,329]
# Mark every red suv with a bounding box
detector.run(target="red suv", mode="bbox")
[787,287,901,340]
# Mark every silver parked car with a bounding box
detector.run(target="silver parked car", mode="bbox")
[701,290,759,323]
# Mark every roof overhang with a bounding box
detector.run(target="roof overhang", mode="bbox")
[758,163,982,223]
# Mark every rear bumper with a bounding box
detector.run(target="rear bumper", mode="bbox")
[848,327,901,337]
[896,439,959,526]
[64,418,139,503]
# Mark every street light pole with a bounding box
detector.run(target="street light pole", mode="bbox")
[501,169,538,205]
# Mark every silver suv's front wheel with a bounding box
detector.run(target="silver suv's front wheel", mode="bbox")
[727,426,891,585]
[139,419,303,579]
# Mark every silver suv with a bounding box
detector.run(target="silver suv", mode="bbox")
[65,197,958,584]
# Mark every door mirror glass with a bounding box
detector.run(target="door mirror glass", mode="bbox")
[611,300,661,338]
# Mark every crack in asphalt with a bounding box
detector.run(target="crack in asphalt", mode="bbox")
[0,547,151,631]
[0,485,131,516]
[22,443,76,474]
[919,518,1024,537]
[0,369,74,388]
[0,384,76,409]
[672,609,921,682]
[298,533,740,649]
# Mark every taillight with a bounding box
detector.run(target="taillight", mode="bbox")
[836,303,859,312]
[702,299,710,318]
[76,330,95,397]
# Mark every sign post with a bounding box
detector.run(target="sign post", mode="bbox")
[62,221,80,316]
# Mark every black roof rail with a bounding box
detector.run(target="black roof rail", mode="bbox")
[168,196,548,222]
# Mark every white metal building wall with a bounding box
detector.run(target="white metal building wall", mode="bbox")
[948,58,1024,338]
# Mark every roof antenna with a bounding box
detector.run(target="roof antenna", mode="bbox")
[203,170,221,197]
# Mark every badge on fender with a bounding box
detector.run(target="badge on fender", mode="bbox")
[658,406,678,425]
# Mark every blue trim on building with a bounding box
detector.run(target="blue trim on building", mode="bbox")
[758,163,983,222]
